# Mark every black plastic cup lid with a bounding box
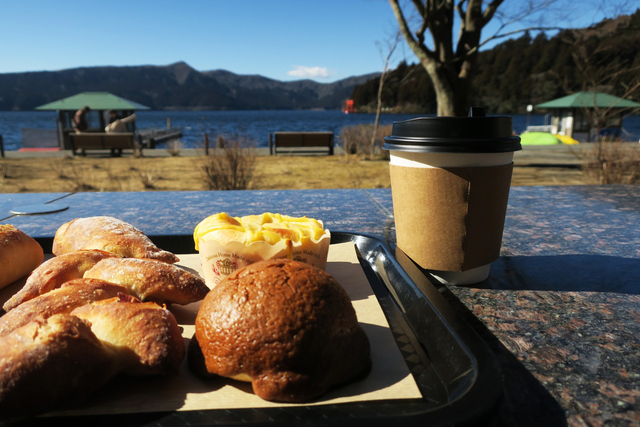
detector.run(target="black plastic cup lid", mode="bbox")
[383,107,522,153]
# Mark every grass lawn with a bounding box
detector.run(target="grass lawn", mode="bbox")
[0,154,585,194]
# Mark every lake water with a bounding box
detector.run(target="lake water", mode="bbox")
[1,110,639,151]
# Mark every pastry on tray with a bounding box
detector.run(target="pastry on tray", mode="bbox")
[3,249,117,312]
[0,224,44,291]
[194,212,331,287]
[0,314,118,420]
[193,259,371,403]
[71,296,185,375]
[83,257,209,305]
[0,297,185,420]
[0,279,128,338]
[52,216,179,264]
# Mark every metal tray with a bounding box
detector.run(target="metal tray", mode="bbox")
[22,232,502,427]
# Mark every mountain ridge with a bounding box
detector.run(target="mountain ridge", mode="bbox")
[0,62,380,111]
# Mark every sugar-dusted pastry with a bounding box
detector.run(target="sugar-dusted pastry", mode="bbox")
[52,216,179,264]
[0,279,128,338]
[3,250,117,312]
[0,314,117,420]
[0,224,44,290]
[194,212,331,287]
[83,257,209,305]
[194,259,371,402]
[71,297,185,375]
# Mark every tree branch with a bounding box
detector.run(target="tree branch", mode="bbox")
[388,0,435,61]
[481,0,504,27]
[410,0,425,17]
[477,26,565,49]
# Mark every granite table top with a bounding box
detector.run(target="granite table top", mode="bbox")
[1,185,638,426]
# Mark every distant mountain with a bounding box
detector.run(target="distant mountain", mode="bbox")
[0,62,380,111]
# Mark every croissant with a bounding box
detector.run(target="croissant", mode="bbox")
[84,257,209,305]
[52,216,179,263]
[3,249,117,312]
[71,297,185,375]
[0,299,186,420]
[0,314,117,420]
[0,279,129,338]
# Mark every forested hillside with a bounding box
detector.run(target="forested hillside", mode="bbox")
[351,10,640,114]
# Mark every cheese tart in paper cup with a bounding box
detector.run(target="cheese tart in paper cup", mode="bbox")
[194,213,331,287]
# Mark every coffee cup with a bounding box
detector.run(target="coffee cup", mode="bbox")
[383,108,521,285]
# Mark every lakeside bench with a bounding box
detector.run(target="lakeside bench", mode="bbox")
[269,132,334,155]
[69,133,138,156]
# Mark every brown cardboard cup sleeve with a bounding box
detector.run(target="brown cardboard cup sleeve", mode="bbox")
[389,163,513,272]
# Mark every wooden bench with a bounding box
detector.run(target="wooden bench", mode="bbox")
[69,133,139,156]
[269,132,334,155]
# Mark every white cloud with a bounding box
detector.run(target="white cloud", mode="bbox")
[287,66,332,79]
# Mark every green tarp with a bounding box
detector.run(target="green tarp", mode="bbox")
[35,92,150,111]
[520,132,560,145]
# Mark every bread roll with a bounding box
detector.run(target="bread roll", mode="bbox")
[52,216,179,263]
[0,224,44,290]
[0,314,117,420]
[3,249,117,312]
[0,279,128,338]
[84,257,209,305]
[194,259,371,402]
[71,298,185,375]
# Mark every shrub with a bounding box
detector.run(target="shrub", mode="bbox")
[67,163,97,191]
[49,157,73,179]
[166,139,183,157]
[339,124,392,159]
[200,134,257,190]
[576,139,640,184]
[138,168,161,189]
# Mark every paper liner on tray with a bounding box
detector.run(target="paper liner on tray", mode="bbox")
[198,230,331,287]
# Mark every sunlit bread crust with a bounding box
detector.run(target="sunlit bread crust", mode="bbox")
[0,279,129,339]
[3,249,117,312]
[83,257,209,305]
[0,314,117,420]
[0,225,44,291]
[195,259,371,402]
[71,298,185,375]
[53,216,179,263]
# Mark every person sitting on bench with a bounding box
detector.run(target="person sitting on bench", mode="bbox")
[105,112,136,156]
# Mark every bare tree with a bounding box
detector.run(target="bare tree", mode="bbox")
[371,32,401,155]
[568,41,640,141]
[388,0,600,116]
[558,37,640,184]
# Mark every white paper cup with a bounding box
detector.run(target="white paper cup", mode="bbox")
[389,152,513,286]
[384,109,521,286]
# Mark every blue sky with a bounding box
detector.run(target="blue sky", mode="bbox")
[0,0,634,81]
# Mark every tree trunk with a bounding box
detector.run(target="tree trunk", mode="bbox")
[420,59,463,116]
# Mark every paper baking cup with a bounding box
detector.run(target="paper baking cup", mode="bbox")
[198,231,331,288]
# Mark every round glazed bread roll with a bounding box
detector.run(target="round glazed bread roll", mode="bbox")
[194,259,371,402]
[0,225,44,290]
